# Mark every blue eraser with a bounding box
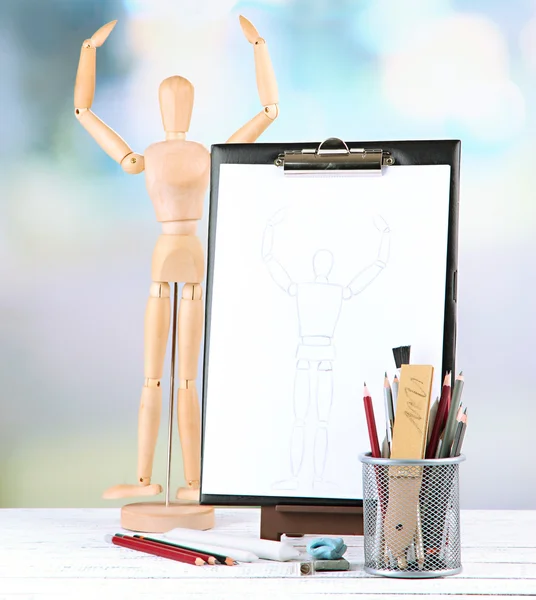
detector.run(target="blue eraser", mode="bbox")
[307,537,347,560]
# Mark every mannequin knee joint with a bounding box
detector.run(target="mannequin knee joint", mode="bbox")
[150,282,170,298]
[182,283,202,300]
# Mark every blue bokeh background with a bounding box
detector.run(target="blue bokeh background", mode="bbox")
[0,0,534,507]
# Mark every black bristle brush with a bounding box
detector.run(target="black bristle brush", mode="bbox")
[392,345,411,370]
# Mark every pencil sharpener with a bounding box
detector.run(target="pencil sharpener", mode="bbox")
[299,561,315,576]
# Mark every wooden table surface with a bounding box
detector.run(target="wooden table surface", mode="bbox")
[0,508,534,599]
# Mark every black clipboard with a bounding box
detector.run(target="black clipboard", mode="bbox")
[200,138,460,508]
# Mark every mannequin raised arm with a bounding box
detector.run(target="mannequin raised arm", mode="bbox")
[74,21,144,174]
[344,216,391,299]
[262,210,296,295]
[226,16,279,143]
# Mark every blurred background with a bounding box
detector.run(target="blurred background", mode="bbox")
[0,0,534,508]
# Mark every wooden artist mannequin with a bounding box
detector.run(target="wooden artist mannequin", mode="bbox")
[74,16,278,531]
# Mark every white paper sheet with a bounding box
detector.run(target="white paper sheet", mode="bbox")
[202,163,451,501]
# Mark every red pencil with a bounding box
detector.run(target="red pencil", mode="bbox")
[108,533,206,565]
[363,383,381,458]
[133,535,221,565]
[426,372,451,458]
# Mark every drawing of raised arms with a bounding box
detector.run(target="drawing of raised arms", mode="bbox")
[262,211,390,294]
[343,215,390,299]
[262,209,297,295]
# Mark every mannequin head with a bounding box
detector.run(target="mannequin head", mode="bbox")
[313,249,334,280]
[159,76,194,137]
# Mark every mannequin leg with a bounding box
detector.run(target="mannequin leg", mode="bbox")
[272,359,311,490]
[102,281,170,499]
[138,281,171,484]
[176,283,204,501]
[290,360,312,478]
[313,360,334,488]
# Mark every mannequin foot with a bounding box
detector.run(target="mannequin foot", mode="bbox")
[102,483,162,499]
[176,487,200,502]
[312,478,339,493]
[271,477,299,490]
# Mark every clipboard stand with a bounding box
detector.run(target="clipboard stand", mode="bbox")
[203,136,460,541]
[260,137,392,541]
[260,505,364,541]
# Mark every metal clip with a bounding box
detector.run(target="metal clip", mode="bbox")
[275,137,394,174]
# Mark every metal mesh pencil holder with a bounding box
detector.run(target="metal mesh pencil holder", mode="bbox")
[359,453,466,578]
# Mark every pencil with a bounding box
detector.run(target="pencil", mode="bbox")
[439,372,464,458]
[363,383,381,458]
[450,408,468,457]
[425,372,451,459]
[427,397,439,444]
[133,535,224,565]
[383,372,394,445]
[392,374,399,413]
[381,434,390,459]
[108,533,206,565]
[122,533,213,562]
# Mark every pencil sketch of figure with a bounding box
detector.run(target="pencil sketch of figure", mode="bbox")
[262,210,390,492]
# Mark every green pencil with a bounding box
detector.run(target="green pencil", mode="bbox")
[439,372,464,458]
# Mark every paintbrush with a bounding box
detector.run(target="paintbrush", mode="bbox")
[392,345,411,371]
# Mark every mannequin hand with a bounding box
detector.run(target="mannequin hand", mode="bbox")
[239,15,279,112]
[239,15,263,44]
[268,208,286,226]
[87,19,117,49]
[374,215,390,233]
[75,20,117,111]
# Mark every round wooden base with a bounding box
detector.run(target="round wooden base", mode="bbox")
[121,502,215,533]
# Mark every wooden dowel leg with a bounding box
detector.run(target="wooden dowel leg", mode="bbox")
[138,282,170,486]
[165,283,179,506]
[176,283,203,500]
[178,386,202,488]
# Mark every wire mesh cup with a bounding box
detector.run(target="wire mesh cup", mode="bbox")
[359,453,466,578]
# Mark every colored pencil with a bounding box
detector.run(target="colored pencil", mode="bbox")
[427,397,439,444]
[381,434,390,459]
[133,535,223,565]
[439,372,464,458]
[117,533,208,563]
[108,533,206,565]
[425,372,451,459]
[363,383,381,458]
[450,408,468,457]
[392,374,399,413]
[383,372,395,445]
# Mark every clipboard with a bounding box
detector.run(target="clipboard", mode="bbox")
[200,138,460,518]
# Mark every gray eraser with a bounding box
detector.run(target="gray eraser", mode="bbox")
[313,558,350,571]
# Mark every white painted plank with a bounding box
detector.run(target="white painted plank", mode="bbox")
[1,508,536,598]
[0,591,533,600]
[1,577,536,597]
[460,511,536,547]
